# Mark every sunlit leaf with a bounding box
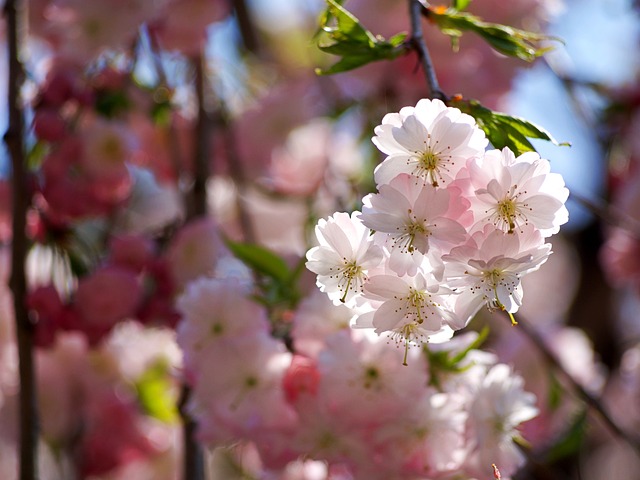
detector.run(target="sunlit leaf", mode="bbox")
[315,0,409,75]
[225,239,291,284]
[426,6,559,62]
[451,98,570,155]
[135,360,179,423]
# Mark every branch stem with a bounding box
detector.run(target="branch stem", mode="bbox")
[515,316,640,456]
[4,0,38,478]
[409,0,446,101]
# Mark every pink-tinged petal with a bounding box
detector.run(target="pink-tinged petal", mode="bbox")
[364,274,408,300]
[373,124,406,155]
[523,194,565,229]
[373,299,409,332]
[434,121,475,156]
[452,290,484,329]
[388,248,422,277]
[393,115,429,152]
[496,284,519,313]
[431,217,468,246]
[412,183,448,218]
[373,154,417,185]
[352,309,376,328]
[414,98,449,126]
[359,212,406,234]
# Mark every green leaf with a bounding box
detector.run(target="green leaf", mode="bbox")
[425,327,489,387]
[135,360,179,423]
[426,6,559,62]
[452,0,472,11]
[451,98,570,155]
[315,0,409,75]
[225,240,291,284]
[544,410,588,463]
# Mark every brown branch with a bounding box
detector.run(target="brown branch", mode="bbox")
[514,316,640,457]
[188,54,211,219]
[4,0,38,479]
[216,107,256,244]
[409,0,446,101]
[178,54,212,480]
[230,0,261,55]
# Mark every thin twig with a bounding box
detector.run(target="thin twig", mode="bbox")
[215,106,256,244]
[409,0,446,101]
[4,0,38,479]
[179,54,211,480]
[515,316,640,457]
[230,0,260,55]
[568,189,640,239]
[190,55,211,219]
[145,27,185,185]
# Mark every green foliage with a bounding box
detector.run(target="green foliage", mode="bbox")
[315,0,408,75]
[135,359,179,423]
[426,6,557,61]
[225,240,291,284]
[544,410,588,463]
[425,326,489,388]
[451,0,472,11]
[451,98,570,155]
[225,239,302,309]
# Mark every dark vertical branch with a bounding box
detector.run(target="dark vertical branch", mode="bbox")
[188,54,211,219]
[179,54,210,480]
[4,0,38,479]
[230,0,260,55]
[409,0,446,101]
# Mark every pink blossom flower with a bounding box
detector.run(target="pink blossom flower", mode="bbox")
[165,218,223,291]
[464,364,538,478]
[360,173,468,269]
[75,266,143,343]
[176,277,269,366]
[306,212,383,307]
[372,98,487,187]
[467,147,569,236]
[358,272,456,364]
[443,225,551,327]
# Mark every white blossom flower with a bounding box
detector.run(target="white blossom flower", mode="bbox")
[360,173,468,277]
[468,147,569,236]
[465,364,538,478]
[443,225,551,328]
[306,212,383,306]
[356,272,456,365]
[372,98,488,187]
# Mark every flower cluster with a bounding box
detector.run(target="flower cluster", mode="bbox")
[177,281,539,479]
[307,99,569,360]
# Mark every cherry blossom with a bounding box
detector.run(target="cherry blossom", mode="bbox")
[443,225,551,328]
[467,147,569,236]
[360,173,469,258]
[357,272,456,364]
[306,212,383,306]
[372,98,488,187]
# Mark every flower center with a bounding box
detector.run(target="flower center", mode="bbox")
[338,260,365,303]
[417,150,441,187]
[497,198,518,233]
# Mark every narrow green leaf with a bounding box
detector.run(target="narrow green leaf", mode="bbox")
[451,98,569,155]
[225,239,291,284]
[427,6,559,62]
[315,0,408,75]
[452,0,472,11]
[544,410,588,463]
